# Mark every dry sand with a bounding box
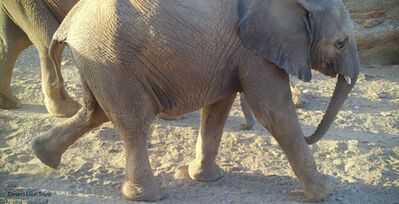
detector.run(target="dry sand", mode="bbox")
[0,47,398,203]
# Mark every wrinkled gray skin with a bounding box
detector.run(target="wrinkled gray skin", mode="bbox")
[0,0,80,116]
[32,0,360,202]
[0,0,257,123]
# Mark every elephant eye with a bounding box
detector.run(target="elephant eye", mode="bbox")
[335,37,348,49]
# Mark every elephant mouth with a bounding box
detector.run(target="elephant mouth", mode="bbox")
[313,67,338,78]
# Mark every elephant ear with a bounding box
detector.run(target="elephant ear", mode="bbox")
[238,0,314,82]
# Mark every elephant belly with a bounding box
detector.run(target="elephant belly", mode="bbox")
[150,68,240,116]
[66,0,242,115]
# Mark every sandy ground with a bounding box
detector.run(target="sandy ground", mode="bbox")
[0,47,398,204]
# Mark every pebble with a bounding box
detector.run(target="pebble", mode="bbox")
[108,148,121,153]
[364,74,376,81]
[380,112,392,117]
[87,178,99,184]
[103,180,113,185]
[378,92,389,98]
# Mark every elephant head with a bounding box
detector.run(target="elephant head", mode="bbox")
[238,0,360,144]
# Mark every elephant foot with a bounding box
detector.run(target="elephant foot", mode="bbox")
[0,93,20,109]
[121,179,165,202]
[240,120,255,130]
[45,95,81,117]
[32,134,62,169]
[188,160,223,182]
[301,174,332,202]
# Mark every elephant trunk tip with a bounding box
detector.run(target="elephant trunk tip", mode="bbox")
[304,74,358,145]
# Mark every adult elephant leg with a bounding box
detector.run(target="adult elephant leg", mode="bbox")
[189,94,236,181]
[2,0,80,117]
[32,79,108,169]
[239,93,255,130]
[241,62,330,202]
[0,8,32,109]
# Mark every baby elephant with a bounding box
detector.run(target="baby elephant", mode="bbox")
[32,0,359,202]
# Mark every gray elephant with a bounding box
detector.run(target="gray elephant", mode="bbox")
[32,0,359,202]
[0,0,80,116]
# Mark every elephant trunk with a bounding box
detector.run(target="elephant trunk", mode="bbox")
[304,74,357,144]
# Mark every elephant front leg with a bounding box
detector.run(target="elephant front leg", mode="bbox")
[189,95,236,181]
[267,114,331,201]
[252,101,330,201]
[241,66,330,201]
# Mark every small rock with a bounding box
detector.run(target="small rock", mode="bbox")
[378,92,389,99]
[87,178,99,184]
[103,180,113,185]
[364,65,376,69]
[364,74,376,81]
[61,60,69,66]
[333,159,342,166]
[100,126,110,130]
[380,112,392,117]
[108,148,121,153]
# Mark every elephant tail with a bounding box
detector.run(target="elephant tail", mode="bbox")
[48,39,66,87]
[48,1,83,87]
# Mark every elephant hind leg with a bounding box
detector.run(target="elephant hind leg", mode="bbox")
[32,79,108,169]
[189,94,236,182]
[76,72,164,201]
[102,94,163,201]
[0,8,32,109]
